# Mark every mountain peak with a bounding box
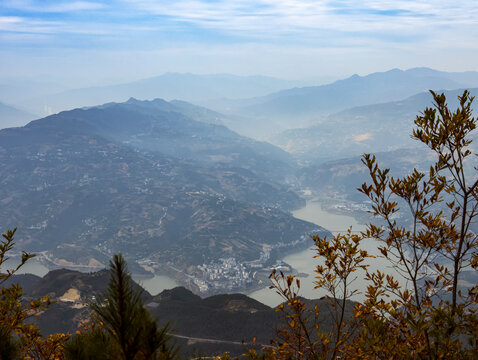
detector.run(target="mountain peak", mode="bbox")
[156,286,201,302]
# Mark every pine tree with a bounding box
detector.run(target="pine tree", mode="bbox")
[65,254,176,360]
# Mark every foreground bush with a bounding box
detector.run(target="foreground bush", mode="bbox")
[265,90,478,359]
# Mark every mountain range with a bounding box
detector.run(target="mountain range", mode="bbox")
[2,67,477,296]
[271,88,478,163]
[217,68,478,116]
[1,67,477,357]
[4,68,478,138]
[8,73,303,118]
[201,68,478,138]
[0,97,326,294]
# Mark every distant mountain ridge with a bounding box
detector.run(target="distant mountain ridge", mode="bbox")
[8,67,478,140]
[242,68,478,116]
[0,101,36,129]
[19,73,301,116]
[201,68,478,138]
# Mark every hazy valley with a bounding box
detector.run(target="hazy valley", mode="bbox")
[3,67,478,292]
[1,67,478,357]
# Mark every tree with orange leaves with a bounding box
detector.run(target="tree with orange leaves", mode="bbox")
[263,90,478,360]
[0,228,69,359]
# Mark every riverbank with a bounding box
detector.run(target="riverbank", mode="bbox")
[7,199,392,304]
[249,199,410,307]
[248,200,367,306]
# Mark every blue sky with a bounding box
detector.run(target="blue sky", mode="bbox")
[1,0,478,86]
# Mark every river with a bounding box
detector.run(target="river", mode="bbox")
[5,200,399,304]
[2,257,50,277]
[248,201,366,306]
[248,200,404,307]
[2,253,179,296]
[132,274,179,296]
[131,201,384,299]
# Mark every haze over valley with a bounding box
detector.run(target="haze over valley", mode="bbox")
[2,68,477,298]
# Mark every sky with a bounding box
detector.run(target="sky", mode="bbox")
[1,0,478,87]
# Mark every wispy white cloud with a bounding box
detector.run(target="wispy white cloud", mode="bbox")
[0,14,159,38]
[2,0,477,44]
[0,16,61,34]
[2,0,106,13]
[1,0,477,84]
[123,0,478,36]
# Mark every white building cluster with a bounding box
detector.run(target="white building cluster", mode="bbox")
[197,257,253,292]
